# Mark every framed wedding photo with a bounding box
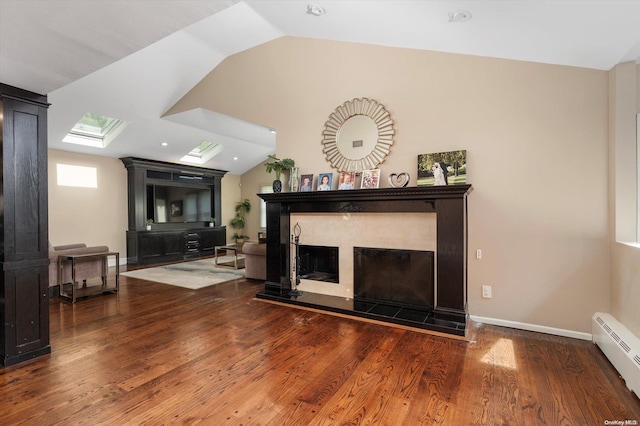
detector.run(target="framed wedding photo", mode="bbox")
[417,149,467,187]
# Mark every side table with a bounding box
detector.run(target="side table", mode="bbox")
[214,244,244,269]
[59,252,119,303]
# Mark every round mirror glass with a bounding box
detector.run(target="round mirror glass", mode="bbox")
[336,115,378,160]
[322,98,395,172]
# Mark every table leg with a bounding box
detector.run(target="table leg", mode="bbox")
[115,253,120,294]
[71,257,77,303]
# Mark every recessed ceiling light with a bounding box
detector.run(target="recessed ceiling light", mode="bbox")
[161,142,168,146]
[307,3,325,17]
[448,9,472,23]
[233,157,238,161]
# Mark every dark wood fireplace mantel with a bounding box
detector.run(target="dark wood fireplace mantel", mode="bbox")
[257,185,472,336]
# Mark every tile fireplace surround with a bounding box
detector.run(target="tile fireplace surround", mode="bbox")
[257,185,472,337]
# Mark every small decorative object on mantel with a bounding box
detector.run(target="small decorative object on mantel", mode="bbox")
[388,172,410,188]
[264,155,295,193]
[290,167,300,192]
[417,150,467,186]
[209,217,216,227]
[146,218,153,231]
[361,169,380,189]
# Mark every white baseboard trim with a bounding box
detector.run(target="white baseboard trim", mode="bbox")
[108,258,128,267]
[470,315,592,341]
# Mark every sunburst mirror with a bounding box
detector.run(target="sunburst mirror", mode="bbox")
[321,98,395,172]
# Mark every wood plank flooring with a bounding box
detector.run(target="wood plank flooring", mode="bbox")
[1,269,639,425]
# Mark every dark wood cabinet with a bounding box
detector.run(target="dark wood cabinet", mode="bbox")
[0,83,51,366]
[121,157,228,265]
[137,231,184,263]
[199,229,218,252]
[127,228,226,265]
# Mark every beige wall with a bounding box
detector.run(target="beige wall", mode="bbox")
[238,161,274,240]
[221,173,241,242]
[170,36,611,333]
[609,62,638,242]
[48,150,128,260]
[637,64,640,114]
[49,149,241,262]
[609,62,640,338]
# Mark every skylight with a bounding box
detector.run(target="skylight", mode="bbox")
[180,140,223,164]
[63,112,127,148]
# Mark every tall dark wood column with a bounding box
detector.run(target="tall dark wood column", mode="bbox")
[0,83,51,367]
[265,201,290,294]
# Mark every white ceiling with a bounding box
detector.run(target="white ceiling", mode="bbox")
[1,0,639,174]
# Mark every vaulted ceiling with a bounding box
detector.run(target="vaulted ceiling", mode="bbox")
[1,0,639,174]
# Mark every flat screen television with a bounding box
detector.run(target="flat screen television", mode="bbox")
[146,184,213,224]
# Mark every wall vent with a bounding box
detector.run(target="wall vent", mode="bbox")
[592,312,640,397]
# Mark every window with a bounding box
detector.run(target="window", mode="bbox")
[63,112,127,148]
[56,164,97,188]
[260,184,273,229]
[181,140,223,164]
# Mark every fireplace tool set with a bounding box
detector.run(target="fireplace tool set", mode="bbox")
[291,222,302,296]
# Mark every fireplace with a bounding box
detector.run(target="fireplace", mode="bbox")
[354,247,434,308]
[299,245,339,283]
[257,185,472,337]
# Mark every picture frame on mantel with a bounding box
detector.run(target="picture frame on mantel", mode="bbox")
[361,169,380,189]
[417,149,467,187]
[299,174,314,192]
[338,172,355,190]
[318,173,333,191]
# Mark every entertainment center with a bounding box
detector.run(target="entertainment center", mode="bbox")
[120,157,228,265]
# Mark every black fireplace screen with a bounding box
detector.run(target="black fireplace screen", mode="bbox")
[354,247,434,308]
[299,245,339,283]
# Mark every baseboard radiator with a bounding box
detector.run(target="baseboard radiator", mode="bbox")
[592,312,640,397]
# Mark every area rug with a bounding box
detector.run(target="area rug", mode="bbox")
[121,256,245,290]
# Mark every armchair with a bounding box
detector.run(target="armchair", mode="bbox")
[49,243,110,290]
[242,242,266,280]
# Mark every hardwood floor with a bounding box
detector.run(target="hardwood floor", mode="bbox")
[1,270,639,425]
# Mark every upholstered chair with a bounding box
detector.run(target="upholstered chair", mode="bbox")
[242,242,267,280]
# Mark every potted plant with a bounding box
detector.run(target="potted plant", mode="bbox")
[209,217,216,227]
[264,155,295,192]
[146,218,153,231]
[230,199,251,244]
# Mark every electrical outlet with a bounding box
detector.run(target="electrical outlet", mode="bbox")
[476,249,482,260]
[482,285,492,299]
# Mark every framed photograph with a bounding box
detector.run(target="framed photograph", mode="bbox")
[361,169,380,189]
[417,150,467,187]
[299,174,314,192]
[338,172,355,190]
[170,200,183,217]
[317,173,333,191]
